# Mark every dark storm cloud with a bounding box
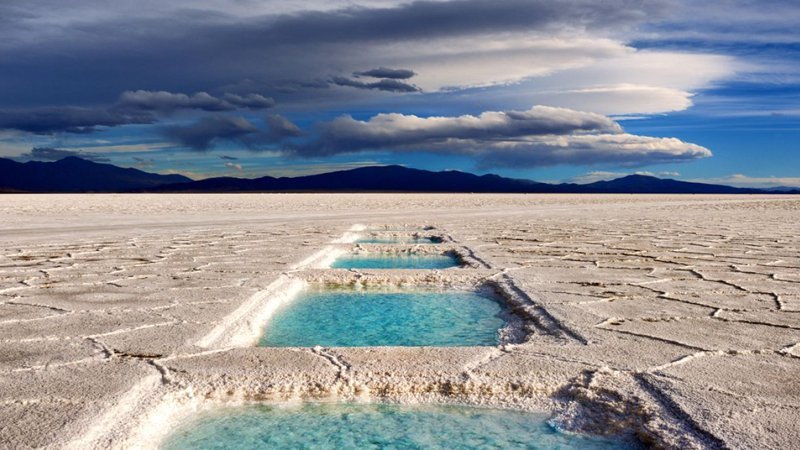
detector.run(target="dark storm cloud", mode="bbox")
[116,90,275,113]
[164,117,260,151]
[117,91,233,113]
[17,147,111,162]
[164,114,303,151]
[256,0,657,44]
[0,107,154,134]
[354,67,416,79]
[222,93,276,109]
[331,77,421,93]
[0,90,275,135]
[0,0,662,107]
[265,114,303,141]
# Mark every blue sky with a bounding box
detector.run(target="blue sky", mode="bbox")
[1,0,799,187]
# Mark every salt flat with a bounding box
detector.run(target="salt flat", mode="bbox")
[0,194,798,449]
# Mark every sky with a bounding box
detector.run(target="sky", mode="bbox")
[1,0,799,187]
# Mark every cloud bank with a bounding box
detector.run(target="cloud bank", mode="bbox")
[291,106,710,167]
[0,107,154,134]
[0,90,275,135]
[0,0,723,118]
[298,106,621,155]
[156,104,710,169]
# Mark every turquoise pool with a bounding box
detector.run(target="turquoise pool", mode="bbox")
[259,289,504,347]
[162,403,644,450]
[355,236,443,244]
[331,253,459,269]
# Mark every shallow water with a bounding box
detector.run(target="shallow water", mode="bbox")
[260,289,504,346]
[162,403,643,450]
[331,253,459,269]
[355,236,441,244]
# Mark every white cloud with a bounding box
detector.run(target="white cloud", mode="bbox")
[337,40,736,116]
[398,37,630,91]
[224,161,243,171]
[529,84,693,116]
[478,134,709,168]
[299,106,620,155]
[510,50,738,115]
[297,106,711,168]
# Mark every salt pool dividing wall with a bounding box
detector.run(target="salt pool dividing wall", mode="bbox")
[259,288,506,347]
[162,403,644,450]
[330,253,460,269]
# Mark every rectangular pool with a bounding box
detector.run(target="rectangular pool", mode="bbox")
[330,253,460,269]
[355,236,443,244]
[259,288,505,347]
[163,403,644,450]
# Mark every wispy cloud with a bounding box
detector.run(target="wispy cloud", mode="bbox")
[15,146,110,162]
[132,156,155,169]
[261,161,387,178]
[689,174,800,188]
[224,161,243,171]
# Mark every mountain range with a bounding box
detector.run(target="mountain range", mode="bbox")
[1,157,797,194]
[0,157,190,192]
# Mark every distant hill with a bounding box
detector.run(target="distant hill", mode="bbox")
[581,174,759,194]
[0,157,791,194]
[0,157,191,192]
[762,186,800,193]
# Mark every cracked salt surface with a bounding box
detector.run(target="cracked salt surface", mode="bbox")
[259,288,506,347]
[162,403,643,450]
[2,194,799,449]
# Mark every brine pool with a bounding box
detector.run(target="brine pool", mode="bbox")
[330,253,459,269]
[259,289,505,347]
[161,403,643,450]
[355,236,443,244]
